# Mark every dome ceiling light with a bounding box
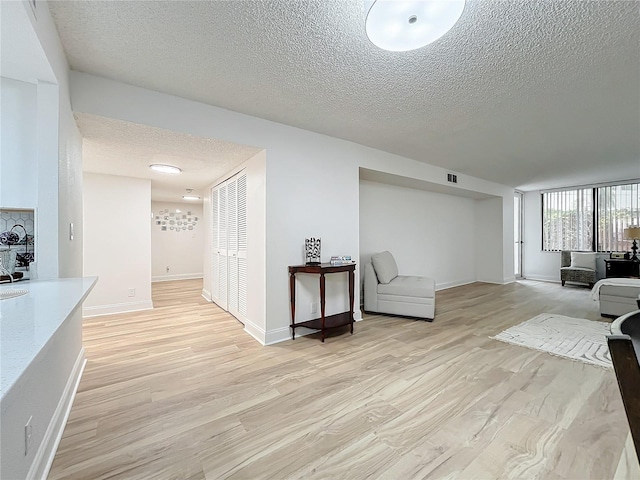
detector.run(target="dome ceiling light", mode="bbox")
[183,188,200,201]
[149,163,182,174]
[365,0,466,52]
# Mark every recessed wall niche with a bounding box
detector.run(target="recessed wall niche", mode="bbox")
[0,208,36,282]
[153,208,199,232]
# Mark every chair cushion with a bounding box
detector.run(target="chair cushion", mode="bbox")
[561,266,595,273]
[570,252,596,270]
[371,251,398,284]
[377,275,435,298]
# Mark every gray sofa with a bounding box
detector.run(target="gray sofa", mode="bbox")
[364,251,435,320]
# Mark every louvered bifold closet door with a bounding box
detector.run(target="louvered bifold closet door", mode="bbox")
[217,183,228,310]
[227,178,240,319]
[210,171,247,322]
[237,174,248,320]
[211,186,220,304]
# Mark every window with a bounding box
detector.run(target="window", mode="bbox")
[597,183,640,252]
[542,182,640,252]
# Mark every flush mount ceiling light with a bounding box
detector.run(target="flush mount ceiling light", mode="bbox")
[182,188,200,201]
[149,164,182,174]
[365,0,466,52]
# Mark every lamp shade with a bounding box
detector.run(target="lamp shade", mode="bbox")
[624,226,640,240]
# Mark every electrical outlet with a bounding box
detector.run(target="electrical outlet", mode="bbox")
[128,288,135,297]
[25,416,33,455]
[311,302,318,314]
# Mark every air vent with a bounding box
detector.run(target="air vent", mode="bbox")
[447,173,458,183]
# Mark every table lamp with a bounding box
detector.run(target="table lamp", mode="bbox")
[623,226,640,261]
[305,237,321,266]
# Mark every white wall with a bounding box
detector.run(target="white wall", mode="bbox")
[151,201,204,281]
[70,72,515,344]
[475,197,506,284]
[523,190,608,281]
[0,77,38,207]
[0,1,85,478]
[0,77,63,280]
[203,150,268,342]
[57,89,84,278]
[83,173,153,316]
[2,0,84,280]
[359,180,478,290]
[0,305,84,480]
[33,1,85,279]
[36,80,61,280]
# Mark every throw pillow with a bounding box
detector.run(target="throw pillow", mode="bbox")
[570,252,596,270]
[371,251,398,284]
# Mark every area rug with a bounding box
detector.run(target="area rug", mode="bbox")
[491,313,612,368]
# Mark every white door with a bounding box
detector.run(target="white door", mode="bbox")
[211,186,220,304]
[237,174,248,319]
[212,182,228,309]
[227,178,239,317]
[211,172,247,322]
[514,191,523,278]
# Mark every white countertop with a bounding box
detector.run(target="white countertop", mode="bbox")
[0,277,97,397]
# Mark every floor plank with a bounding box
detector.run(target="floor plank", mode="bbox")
[48,279,635,479]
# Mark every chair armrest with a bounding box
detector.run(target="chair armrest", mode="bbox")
[364,262,378,312]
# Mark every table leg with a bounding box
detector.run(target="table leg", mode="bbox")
[349,268,355,334]
[320,272,326,342]
[289,272,296,340]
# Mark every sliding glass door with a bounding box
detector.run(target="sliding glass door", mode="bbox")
[514,192,523,278]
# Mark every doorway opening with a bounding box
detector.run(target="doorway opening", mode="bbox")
[514,191,523,278]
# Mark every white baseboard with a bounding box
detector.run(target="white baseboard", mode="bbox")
[523,274,560,283]
[264,326,291,345]
[27,349,86,480]
[201,288,212,302]
[83,300,154,318]
[435,279,476,291]
[152,273,203,283]
[243,320,267,345]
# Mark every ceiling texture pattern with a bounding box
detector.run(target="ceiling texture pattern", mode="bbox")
[49,0,640,190]
[75,113,262,203]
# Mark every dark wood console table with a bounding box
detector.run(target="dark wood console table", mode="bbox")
[288,263,356,342]
[604,259,640,278]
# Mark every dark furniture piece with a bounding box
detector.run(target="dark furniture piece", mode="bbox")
[0,272,23,283]
[605,258,640,279]
[608,307,640,462]
[288,263,356,342]
[560,250,596,287]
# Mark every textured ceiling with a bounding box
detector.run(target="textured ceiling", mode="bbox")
[75,113,262,203]
[50,0,640,190]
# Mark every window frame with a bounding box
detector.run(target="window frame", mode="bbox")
[541,180,640,253]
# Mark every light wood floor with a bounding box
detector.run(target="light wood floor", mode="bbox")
[49,280,635,479]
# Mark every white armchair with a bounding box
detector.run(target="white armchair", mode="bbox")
[364,251,435,320]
